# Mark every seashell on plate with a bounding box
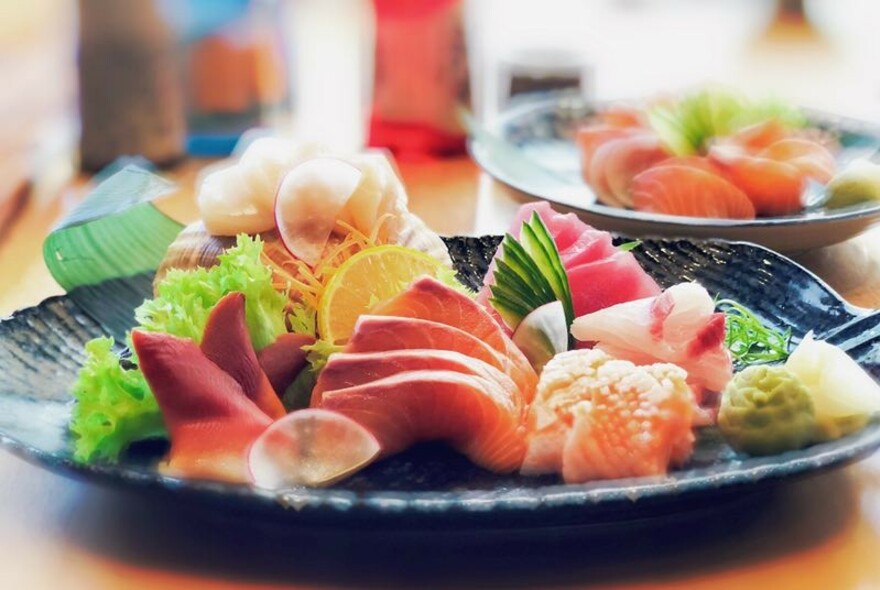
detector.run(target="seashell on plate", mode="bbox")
[153,222,307,299]
[153,222,236,291]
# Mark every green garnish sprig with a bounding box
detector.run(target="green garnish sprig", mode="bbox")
[717,298,792,366]
[489,212,574,332]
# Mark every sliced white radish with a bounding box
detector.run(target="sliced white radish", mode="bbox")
[512,300,568,373]
[248,409,380,489]
[274,158,363,266]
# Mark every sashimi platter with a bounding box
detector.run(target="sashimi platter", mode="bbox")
[3,135,880,529]
[470,87,880,252]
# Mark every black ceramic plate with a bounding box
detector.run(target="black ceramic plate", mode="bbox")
[1,236,879,531]
[470,96,880,253]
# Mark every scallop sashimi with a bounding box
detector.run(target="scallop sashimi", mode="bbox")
[571,282,733,398]
[630,165,756,219]
[318,370,526,472]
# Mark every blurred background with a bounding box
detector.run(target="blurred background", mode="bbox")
[2,0,880,231]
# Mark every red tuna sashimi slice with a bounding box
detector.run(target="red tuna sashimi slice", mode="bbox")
[131,330,271,483]
[559,228,617,269]
[318,370,526,472]
[200,293,286,419]
[257,332,315,397]
[591,133,669,208]
[570,282,733,394]
[314,315,532,404]
[567,251,663,319]
[373,277,537,395]
[315,349,519,403]
[561,363,695,482]
[630,165,756,219]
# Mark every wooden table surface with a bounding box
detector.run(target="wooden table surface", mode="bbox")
[1,155,880,590]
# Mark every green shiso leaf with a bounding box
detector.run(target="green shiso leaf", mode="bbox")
[488,214,574,335]
[717,298,792,367]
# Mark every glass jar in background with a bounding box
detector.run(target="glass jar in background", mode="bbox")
[169,0,290,156]
[77,0,290,171]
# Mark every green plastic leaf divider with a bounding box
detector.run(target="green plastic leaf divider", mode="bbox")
[42,165,186,336]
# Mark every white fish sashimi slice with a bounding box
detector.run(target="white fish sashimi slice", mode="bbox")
[275,158,363,266]
[571,283,714,356]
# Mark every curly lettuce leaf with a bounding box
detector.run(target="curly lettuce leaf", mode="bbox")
[70,337,166,463]
[71,234,290,463]
[281,338,343,411]
[135,234,289,351]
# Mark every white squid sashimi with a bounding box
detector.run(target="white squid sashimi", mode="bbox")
[197,138,328,236]
[571,282,733,394]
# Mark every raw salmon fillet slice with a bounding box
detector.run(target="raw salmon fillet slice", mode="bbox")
[630,165,756,219]
[319,370,527,473]
[313,315,531,404]
[315,349,519,403]
[373,277,537,397]
[561,361,695,482]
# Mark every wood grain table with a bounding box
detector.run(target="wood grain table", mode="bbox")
[1,156,880,590]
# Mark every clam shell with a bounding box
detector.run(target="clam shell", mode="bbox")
[153,222,235,293]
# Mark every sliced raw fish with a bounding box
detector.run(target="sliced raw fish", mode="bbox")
[315,315,531,404]
[594,133,669,207]
[570,283,733,395]
[630,165,756,219]
[200,292,286,419]
[131,330,271,483]
[256,332,315,397]
[319,370,526,473]
[373,276,536,395]
[567,251,662,319]
[315,349,519,403]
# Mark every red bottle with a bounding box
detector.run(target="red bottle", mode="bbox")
[368,0,470,160]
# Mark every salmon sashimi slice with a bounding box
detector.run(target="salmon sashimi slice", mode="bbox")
[571,282,733,398]
[318,370,527,473]
[373,277,537,396]
[200,293,286,419]
[725,119,791,150]
[757,138,836,183]
[592,133,670,208]
[315,349,520,404]
[256,332,315,398]
[561,360,695,482]
[588,131,664,207]
[630,165,756,219]
[567,251,663,319]
[576,126,637,182]
[131,330,272,483]
[314,315,532,404]
[521,349,694,481]
[653,155,721,174]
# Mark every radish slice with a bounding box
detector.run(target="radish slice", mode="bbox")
[248,409,380,489]
[274,158,363,266]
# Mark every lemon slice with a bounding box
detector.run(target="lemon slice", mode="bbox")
[318,245,449,343]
